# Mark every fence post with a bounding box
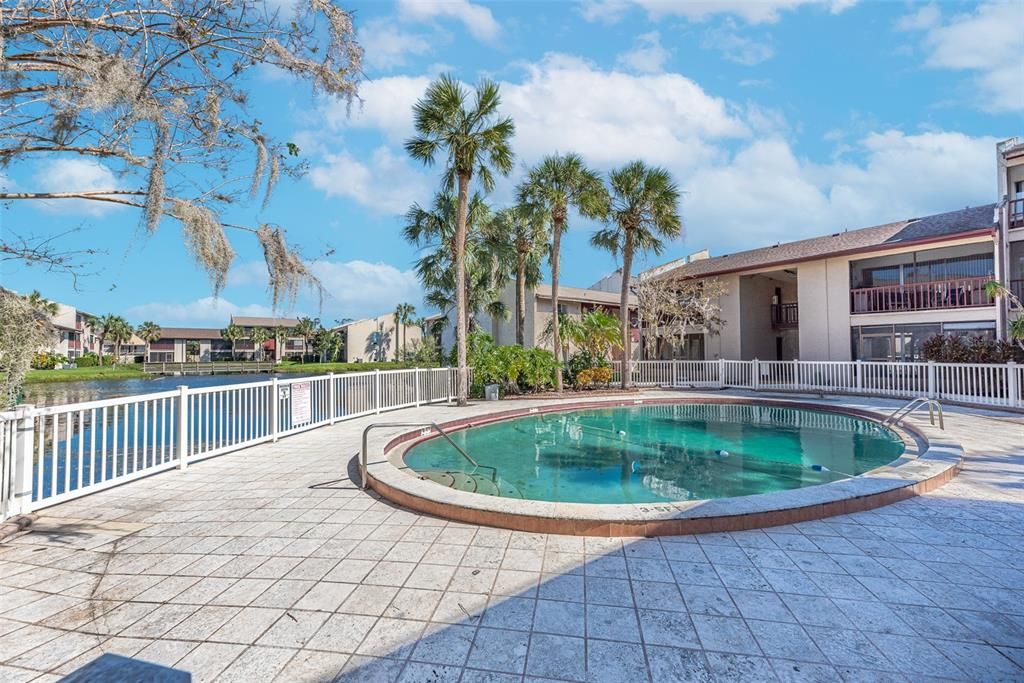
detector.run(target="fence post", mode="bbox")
[375,369,382,414]
[793,359,800,389]
[270,377,280,442]
[671,360,678,387]
[718,358,726,389]
[328,372,336,425]
[415,368,421,407]
[1008,362,1019,409]
[448,368,455,404]
[11,405,36,515]
[927,361,937,399]
[751,359,760,391]
[176,386,189,470]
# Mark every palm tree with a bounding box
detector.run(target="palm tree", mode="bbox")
[27,290,59,317]
[272,325,289,362]
[251,327,271,361]
[592,161,682,388]
[394,303,417,361]
[490,205,548,346]
[985,281,1024,350]
[518,153,609,391]
[405,74,515,406]
[404,191,507,341]
[94,314,121,366]
[221,323,243,361]
[292,317,319,362]
[109,317,133,363]
[136,321,162,362]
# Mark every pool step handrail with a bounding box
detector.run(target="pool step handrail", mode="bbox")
[881,397,944,430]
[360,421,497,490]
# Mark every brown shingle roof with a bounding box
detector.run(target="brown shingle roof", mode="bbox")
[644,204,996,281]
[157,327,224,340]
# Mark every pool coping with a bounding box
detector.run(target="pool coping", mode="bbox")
[364,396,963,537]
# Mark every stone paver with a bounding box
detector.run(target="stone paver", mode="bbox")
[1,391,1022,682]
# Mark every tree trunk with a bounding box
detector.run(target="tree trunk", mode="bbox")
[454,172,471,406]
[620,229,635,389]
[98,336,105,366]
[551,213,564,392]
[516,256,526,346]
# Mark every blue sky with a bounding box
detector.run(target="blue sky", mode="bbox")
[2,0,1022,327]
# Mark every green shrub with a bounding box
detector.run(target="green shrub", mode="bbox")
[566,350,610,386]
[31,352,64,370]
[74,353,117,367]
[467,332,559,395]
[921,334,1021,363]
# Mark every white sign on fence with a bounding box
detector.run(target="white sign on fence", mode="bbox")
[291,381,312,424]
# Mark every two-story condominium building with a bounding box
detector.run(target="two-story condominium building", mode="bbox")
[643,205,1004,363]
[229,316,304,360]
[334,313,423,362]
[48,304,100,360]
[640,137,1023,364]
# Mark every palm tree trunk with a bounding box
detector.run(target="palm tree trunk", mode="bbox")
[620,229,635,389]
[454,172,470,406]
[98,336,105,366]
[551,216,564,393]
[516,256,526,346]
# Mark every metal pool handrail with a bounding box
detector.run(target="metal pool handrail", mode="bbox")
[881,397,944,430]
[360,421,497,490]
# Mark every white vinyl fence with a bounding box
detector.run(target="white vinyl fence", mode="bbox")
[1,368,458,520]
[615,359,1023,408]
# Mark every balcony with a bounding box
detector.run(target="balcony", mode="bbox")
[850,276,994,314]
[771,303,799,328]
[1010,198,1024,229]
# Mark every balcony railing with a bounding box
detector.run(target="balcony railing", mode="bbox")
[1010,198,1024,229]
[850,276,994,314]
[771,303,798,328]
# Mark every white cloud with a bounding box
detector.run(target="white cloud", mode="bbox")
[311,260,422,320]
[321,54,748,173]
[616,31,671,74]
[682,130,997,254]
[127,297,275,326]
[901,2,1024,113]
[397,0,500,42]
[32,159,123,216]
[322,75,432,144]
[701,21,775,65]
[580,0,856,25]
[359,19,433,71]
[308,145,432,215]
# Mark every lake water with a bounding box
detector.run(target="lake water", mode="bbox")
[23,373,303,407]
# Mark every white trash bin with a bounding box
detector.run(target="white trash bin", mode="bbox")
[484,384,500,401]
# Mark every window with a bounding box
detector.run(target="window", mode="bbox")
[1015,180,1023,198]
[851,321,995,361]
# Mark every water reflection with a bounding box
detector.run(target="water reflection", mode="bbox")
[23,373,296,407]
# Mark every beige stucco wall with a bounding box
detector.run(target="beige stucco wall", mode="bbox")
[342,314,421,362]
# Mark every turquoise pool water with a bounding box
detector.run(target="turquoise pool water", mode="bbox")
[403,404,906,504]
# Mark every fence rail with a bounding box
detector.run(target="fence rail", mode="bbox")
[614,358,1022,409]
[1,368,457,520]
[3,360,1021,522]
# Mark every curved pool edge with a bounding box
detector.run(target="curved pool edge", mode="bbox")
[364,396,963,537]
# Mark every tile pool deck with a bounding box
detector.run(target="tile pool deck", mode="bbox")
[0,390,1022,682]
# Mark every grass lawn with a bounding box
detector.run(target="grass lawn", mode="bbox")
[25,365,147,384]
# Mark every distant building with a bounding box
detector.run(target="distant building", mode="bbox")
[229,315,305,361]
[47,304,100,360]
[334,313,422,363]
[148,328,227,362]
[443,279,641,360]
